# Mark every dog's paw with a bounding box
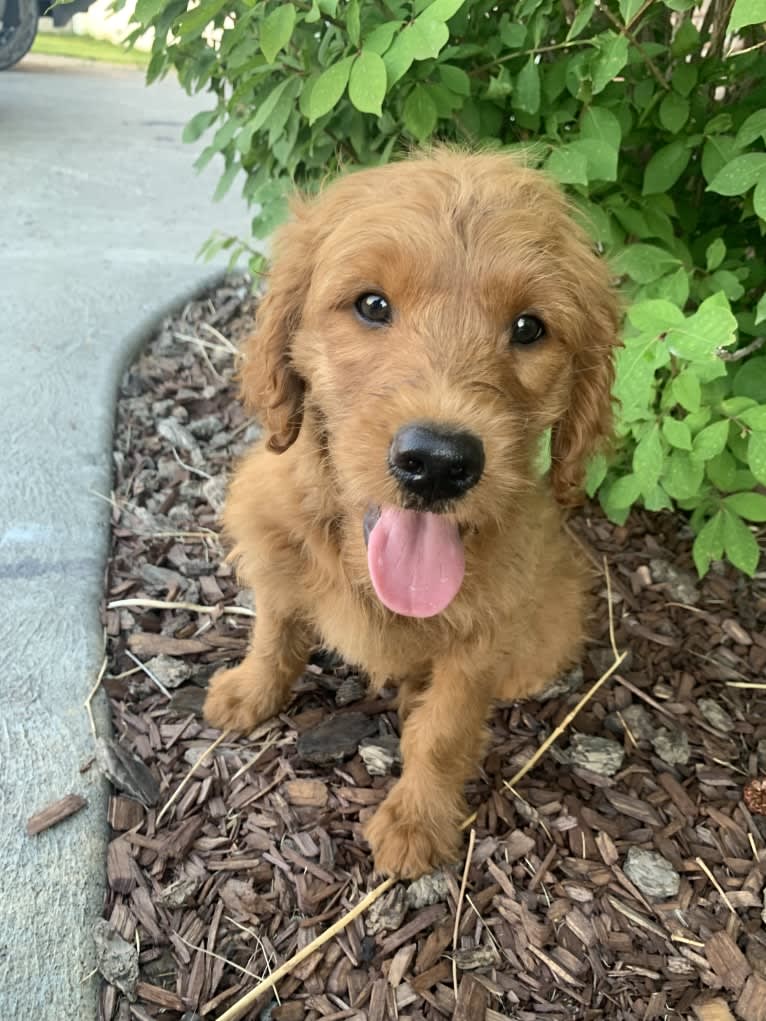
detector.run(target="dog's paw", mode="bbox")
[365,783,462,879]
[203,665,285,733]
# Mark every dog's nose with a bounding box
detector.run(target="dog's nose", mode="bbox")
[389,424,485,504]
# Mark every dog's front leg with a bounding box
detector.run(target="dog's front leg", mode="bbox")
[365,662,493,878]
[204,604,312,733]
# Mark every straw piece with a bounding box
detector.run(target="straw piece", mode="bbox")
[107,597,255,618]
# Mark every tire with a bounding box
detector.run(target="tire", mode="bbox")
[0,0,38,71]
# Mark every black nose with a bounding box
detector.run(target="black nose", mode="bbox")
[389,425,485,505]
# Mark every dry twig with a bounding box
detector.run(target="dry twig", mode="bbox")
[452,828,476,998]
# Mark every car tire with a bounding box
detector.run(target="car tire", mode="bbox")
[0,0,38,71]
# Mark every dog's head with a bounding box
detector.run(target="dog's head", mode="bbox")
[240,149,619,618]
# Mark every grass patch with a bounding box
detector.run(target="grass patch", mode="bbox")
[32,31,150,67]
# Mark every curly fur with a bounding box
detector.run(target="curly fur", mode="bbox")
[204,148,619,878]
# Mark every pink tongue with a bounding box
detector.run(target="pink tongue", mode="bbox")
[367,506,465,618]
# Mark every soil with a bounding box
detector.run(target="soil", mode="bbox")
[97,277,766,1021]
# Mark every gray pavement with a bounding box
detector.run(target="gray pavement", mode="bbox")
[0,55,252,1017]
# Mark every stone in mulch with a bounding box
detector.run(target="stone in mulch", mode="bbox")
[623,847,681,899]
[94,279,766,1021]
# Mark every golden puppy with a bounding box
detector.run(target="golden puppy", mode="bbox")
[204,148,618,878]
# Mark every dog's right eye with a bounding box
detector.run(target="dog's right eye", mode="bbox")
[355,293,392,326]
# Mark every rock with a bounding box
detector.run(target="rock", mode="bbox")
[453,945,500,970]
[652,726,690,766]
[92,919,139,999]
[296,712,378,765]
[202,475,228,513]
[623,847,680,899]
[335,676,366,707]
[698,698,735,733]
[156,876,200,909]
[649,558,699,605]
[366,885,408,935]
[95,737,160,807]
[569,734,625,776]
[359,734,402,777]
[188,415,224,439]
[406,871,450,910]
[537,665,585,702]
[606,704,655,743]
[157,417,198,451]
[145,655,192,690]
[169,686,206,716]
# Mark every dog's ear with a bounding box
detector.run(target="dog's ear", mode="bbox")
[239,201,314,453]
[550,246,619,506]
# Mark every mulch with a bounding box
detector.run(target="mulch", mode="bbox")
[94,276,766,1021]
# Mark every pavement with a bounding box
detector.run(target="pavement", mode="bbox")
[0,55,252,1018]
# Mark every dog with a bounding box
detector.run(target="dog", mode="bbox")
[203,148,619,878]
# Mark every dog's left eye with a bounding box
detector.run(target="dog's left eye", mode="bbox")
[355,293,392,326]
[511,314,546,345]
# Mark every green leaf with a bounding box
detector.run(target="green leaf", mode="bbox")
[708,154,766,196]
[662,416,692,450]
[706,238,726,271]
[349,51,387,115]
[728,0,766,32]
[308,57,354,123]
[545,146,589,186]
[501,19,527,47]
[740,407,766,431]
[693,510,724,576]
[724,493,766,522]
[735,110,766,149]
[628,298,684,333]
[570,139,618,182]
[665,294,738,363]
[619,0,644,24]
[659,92,689,134]
[591,33,629,94]
[347,0,360,45]
[613,246,681,284]
[662,450,704,500]
[260,3,296,63]
[734,357,766,401]
[363,20,401,55]
[691,419,730,461]
[403,84,438,140]
[671,62,697,97]
[606,473,642,509]
[707,450,738,490]
[757,294,766,327]
[581,106,622,150]
[585,452,608,497]
[643,141,691,195]
[252,79,291,132]
[567,0,595,40]
[722,509,760,576]
[633,424,664,492]
[408,15,450,57]
[515,58,541,115]
[673,371,702,412]
[439,63,470,96]
[213,160,240,202]
[749,431,766,484]
[754,174,766,221]
[174,0,228,37]
[183,109,217,144]
[419,0,466,19]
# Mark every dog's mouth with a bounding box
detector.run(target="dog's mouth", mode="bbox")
[363,504,464,618]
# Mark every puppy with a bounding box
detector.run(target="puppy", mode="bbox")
[204,148,619,878]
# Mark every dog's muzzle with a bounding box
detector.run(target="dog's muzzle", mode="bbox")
[388,424,484,507]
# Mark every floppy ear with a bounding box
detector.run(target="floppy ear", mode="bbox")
[550,246,620,505]
[239,201,314,453]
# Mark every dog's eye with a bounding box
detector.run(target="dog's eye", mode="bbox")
[511,314,546,346]
[355,293,392,326]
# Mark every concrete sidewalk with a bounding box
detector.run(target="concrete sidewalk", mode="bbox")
[0,56,252,1017]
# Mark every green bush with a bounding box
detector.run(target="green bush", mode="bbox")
[120,0,766,575]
